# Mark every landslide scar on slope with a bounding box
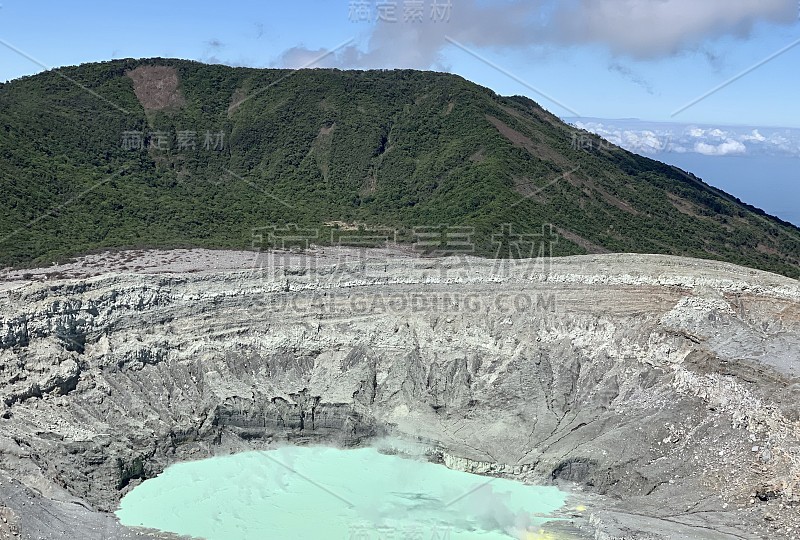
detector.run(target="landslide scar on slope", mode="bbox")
[313,123,336,182]
[127,66,186,111]
[485,114,570,167]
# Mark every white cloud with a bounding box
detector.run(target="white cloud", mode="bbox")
[571,119,800,157]
[574,121,671,154]
[279,0,798,69]
[621,129,669,153]
[694,139,747,155]
[550,0,796,58]
[742,129,766,142]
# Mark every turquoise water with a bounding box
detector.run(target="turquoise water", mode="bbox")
[116,446,568,540]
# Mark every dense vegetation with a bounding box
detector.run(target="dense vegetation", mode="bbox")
[0,58,798,277]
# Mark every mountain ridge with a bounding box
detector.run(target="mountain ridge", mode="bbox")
[0,58,798,277]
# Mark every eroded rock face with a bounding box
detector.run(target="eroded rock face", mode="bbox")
[126,65,186,111]
[0,251,798,539]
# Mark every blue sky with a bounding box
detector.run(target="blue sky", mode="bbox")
[0,1,798,223]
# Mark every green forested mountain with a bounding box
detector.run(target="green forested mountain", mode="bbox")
[0,58,798,277]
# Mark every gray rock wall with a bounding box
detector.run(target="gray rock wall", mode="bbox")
[0,252,798,539]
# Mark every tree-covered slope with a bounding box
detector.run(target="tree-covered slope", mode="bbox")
[0,58,798,277]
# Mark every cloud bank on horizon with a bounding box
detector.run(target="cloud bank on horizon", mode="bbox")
[568,118,800,157]
[279,0,798,69]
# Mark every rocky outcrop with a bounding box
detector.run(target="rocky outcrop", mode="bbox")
[0,250,798,539]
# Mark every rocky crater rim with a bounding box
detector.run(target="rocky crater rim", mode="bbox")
[2,249,798,300]
[0,249,798,539]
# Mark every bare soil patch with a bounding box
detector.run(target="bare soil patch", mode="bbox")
[127,66,186,111]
